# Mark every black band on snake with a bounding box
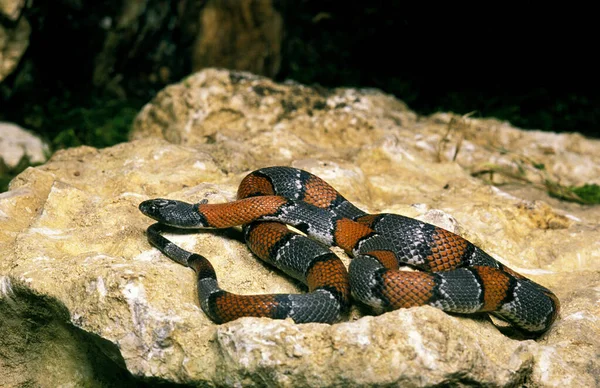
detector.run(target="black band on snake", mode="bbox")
[139,166,560,333]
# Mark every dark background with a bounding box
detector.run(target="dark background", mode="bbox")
[1,1,598,154]
[278,3,598,138]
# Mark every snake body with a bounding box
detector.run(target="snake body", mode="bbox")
[139,166,559,333]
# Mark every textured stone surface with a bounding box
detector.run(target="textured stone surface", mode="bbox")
[0,122,49,170]
[0,12,29,82]
[0,278,139,387]
[1,70,599,386]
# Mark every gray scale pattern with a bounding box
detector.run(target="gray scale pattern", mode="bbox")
[197,278,221,321]
[355,234,396,256]
[497,279,554,332]
[432,269,483,313]
[287,289,341,323]
[468,247,500,268]
[348,255,386,309]
[271,234,333,282]
[332,200,366,220]
[260,167,366,218]
[272,202,337,245]
[372,214,436,269]
[258,167,304,199]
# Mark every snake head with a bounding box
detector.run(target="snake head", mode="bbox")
[139,198,207,228]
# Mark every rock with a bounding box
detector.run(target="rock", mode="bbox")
[131,68,418,181]
[0,14,30,82]
[192,0,283,78]
[0,278,139,387]
[0,122,49,171]
[215,309,538,387]
[1,69,599,386]
[0,0,24,21]
[93,0,282,95]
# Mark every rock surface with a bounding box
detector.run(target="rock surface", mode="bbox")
[1,69,599,386]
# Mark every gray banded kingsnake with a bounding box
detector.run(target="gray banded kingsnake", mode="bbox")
[139,166,560,334]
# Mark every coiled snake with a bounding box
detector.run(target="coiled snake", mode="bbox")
[139,166,559,333]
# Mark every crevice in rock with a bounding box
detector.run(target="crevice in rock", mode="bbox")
[0,277,195,387]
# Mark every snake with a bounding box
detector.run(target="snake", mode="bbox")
[139,166,560,334]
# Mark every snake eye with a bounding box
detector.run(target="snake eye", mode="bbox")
[154,199,172,208]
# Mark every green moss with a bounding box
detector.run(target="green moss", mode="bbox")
[548,183,600,205]
[572,183,600,203]
[0,174,13,192]
[23,95,141,150]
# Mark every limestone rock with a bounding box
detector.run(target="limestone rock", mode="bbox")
[0,13,29,82]
[131,68,417,180]
[0,122,49,171]
[2,70,599,386]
